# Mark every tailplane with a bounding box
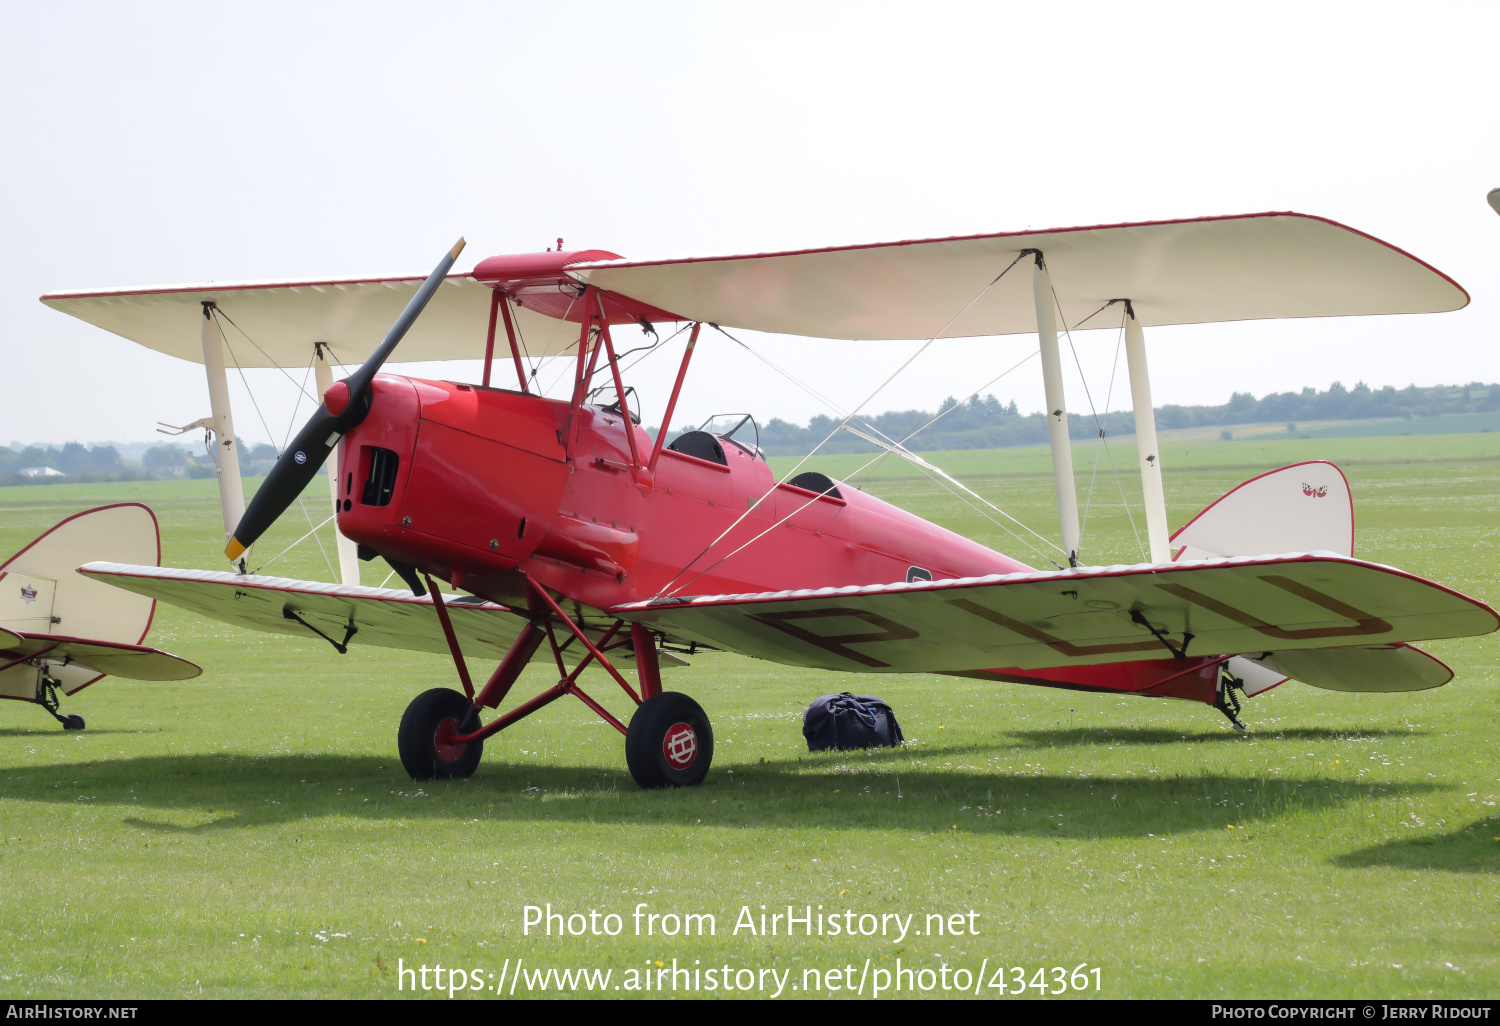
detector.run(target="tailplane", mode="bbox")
[1235,645,1452,693]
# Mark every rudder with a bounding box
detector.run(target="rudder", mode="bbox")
[1172,460,1353,561]
[0,504,160,701]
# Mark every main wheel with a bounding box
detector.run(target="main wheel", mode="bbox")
[398,688,483,780]
[625,692,713,789]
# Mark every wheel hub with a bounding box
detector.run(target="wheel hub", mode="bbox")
[433,716,467,762]
[662,722,697,769]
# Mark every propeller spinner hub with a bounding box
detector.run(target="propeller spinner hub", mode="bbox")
[324,380,351,417]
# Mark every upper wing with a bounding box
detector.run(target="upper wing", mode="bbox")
[42,274,529,366]
[79,563,531,662]
[614,553,1498,674]
[41,252,681,368]
[569,213,1467,341]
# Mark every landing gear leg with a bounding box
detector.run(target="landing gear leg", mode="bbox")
[414,574,716,791]
[1214,665,1247,732]
[36,675,84,731]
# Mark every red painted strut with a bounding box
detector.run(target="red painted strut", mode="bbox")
[450,575,642,745]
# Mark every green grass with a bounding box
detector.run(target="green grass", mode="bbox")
[1291,412,1500,440]
[1,434,1497,999]
[769,429,1500,486]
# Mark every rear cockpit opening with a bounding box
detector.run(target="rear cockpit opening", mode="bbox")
[786,471,842,499]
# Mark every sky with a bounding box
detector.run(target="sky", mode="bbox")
[2,1,1498,449]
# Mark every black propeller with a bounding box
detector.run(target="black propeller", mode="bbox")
[225,238,467,563]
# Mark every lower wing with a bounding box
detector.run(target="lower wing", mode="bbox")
[613,552,1498,674]
[78,562,531,662]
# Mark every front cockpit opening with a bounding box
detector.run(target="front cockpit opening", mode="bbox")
[666,430,725,465]
[665,414,763,466]
[586,384,641,424]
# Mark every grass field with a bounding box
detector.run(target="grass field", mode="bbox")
[1,432,1496,1000]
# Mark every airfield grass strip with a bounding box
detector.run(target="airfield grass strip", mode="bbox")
[0,434,1496,998]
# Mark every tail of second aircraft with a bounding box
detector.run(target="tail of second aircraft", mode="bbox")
[1,503,199,729]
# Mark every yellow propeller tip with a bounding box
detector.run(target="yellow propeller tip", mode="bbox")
[450,238,466,260]
[225,539,247,561]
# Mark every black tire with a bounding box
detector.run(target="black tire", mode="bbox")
[398,688,482,780]
[625,692,713,789]
[61,714,85,731]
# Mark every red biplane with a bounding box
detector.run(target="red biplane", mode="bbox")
[34,213,1499,788]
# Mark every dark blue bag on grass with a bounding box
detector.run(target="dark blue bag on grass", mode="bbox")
[803,692,904,752]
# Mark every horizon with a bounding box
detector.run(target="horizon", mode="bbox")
[7,377,1494,457]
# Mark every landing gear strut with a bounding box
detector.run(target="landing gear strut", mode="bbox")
[1214,665,1247,732]
[36,675,84,731]
[403,573,713,789]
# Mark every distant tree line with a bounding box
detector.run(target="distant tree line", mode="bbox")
[1155,380,1498,430]
[0,442,141,486]
[751,380,1499,456]
[0,440,282,487]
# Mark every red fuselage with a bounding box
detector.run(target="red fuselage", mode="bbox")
[332,373,1224,706]
[333,375,1032,612]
